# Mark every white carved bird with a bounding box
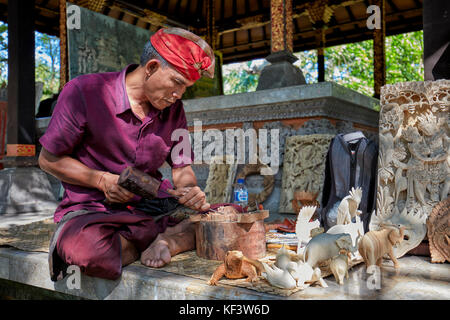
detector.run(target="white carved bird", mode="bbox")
[295,206,320,250]
[262,262,298,289]
[327,215,364,248]
[290,260,328,288]
[336,187,363,225]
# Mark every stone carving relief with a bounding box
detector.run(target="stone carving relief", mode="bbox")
[371,80,450,258]
[279,134,335,213]
[204,155,238,204]
[261,119,353,165]
[427,197,450,263]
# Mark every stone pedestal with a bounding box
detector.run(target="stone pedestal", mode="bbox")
[0,167,58,215]
[256,50,306,91]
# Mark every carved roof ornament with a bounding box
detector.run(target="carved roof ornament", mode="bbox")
[427,198,450,263]
[77,0,107,13]
[372,80,450,258]
[305,0,334,27]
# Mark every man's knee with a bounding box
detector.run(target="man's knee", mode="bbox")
[57,227,123,280]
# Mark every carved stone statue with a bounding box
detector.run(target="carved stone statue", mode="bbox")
[373,80,450,258]
[279,134,334,213]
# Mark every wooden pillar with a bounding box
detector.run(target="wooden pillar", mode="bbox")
[373,0,386,99]
[59,0,68,89]
[6,0,36,162]
[317,29,325,82]
[257,0,305,90]
[270,0,294,53]
[206,0,217,50]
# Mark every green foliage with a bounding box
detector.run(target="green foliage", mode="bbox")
[325,39,375,96]
[0,22,60,99]
[35,32,60,100]
[223,61,261,94]
[0,22,7,87]
[222,31,424,98]
[386,31,424,84]
[294,50,318,84]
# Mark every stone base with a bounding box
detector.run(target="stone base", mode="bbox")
[1,247,449,300]
[0,156,39,168]
[256,50,306,90]
[0,167,58,215]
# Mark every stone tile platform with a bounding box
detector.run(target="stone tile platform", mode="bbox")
[0,246,448,300]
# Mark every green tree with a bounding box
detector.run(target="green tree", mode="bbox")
[0,22,7,87]
[223,61,261,94]
[386,31,424,84]
[0,22,60,98]
[294,49,318,84]
[325,39,374,96]
[35,32,60,99]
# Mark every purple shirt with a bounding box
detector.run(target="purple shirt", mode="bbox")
[40,64,193,223]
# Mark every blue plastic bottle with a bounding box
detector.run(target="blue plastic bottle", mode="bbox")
[233,178,248,210]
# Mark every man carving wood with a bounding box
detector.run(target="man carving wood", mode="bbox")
[39,28,214,280]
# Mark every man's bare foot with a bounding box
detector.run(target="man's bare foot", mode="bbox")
[140,229,195,268]
[140,235,172,268]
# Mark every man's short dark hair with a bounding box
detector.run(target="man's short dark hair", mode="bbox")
[140,40,169,67]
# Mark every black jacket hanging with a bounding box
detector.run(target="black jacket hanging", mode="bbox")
[320,133,378,232]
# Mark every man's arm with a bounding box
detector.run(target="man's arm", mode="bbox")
[168,165,210,212]
[38,147,134,203]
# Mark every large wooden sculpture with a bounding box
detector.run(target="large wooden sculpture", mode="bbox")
[371,80,449,258]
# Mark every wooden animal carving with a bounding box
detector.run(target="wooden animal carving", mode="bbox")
[208,250,264,285]
[303,233,358,268]
[427,198,450,263]
[329,249,351,285]
[336,187,363,225]
[295,206,320,247]
[358,226,406,269]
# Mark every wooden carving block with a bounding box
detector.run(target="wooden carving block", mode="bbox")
[192,206,269,261]
[118,166,161,199]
